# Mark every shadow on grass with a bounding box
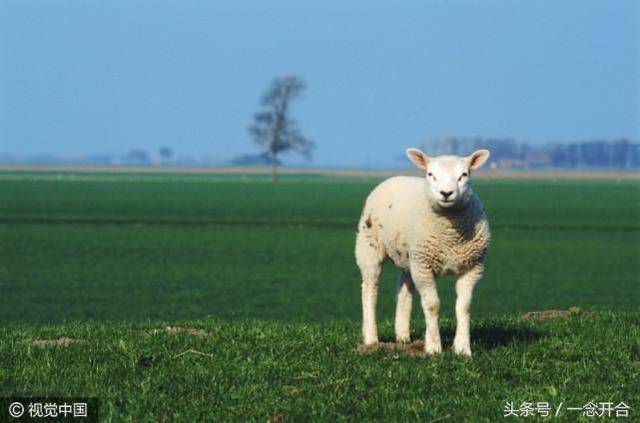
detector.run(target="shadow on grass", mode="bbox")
[468,325,544,349]
[378,325,544,351]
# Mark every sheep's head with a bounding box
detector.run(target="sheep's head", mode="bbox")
[406,148,490,210]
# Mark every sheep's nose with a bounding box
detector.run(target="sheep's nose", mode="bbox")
[440,190,453,199]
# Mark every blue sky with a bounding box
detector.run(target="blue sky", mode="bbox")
[0,0,637,167]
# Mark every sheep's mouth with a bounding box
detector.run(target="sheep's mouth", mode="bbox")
[437,199,457,208]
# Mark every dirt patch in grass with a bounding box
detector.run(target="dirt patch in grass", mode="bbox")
[522,309,592,321]
[148,326,209,336]
[267,412,289,423]
[356,341,429,358]
[31,337,87,348]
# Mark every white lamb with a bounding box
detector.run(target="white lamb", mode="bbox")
[355,148,491,357]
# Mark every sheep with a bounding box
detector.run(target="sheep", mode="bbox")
[355,148,491,357]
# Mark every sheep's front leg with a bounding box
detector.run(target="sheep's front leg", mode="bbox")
[395,271,414,343]
[412,269,441,355]
[453,266,483,357]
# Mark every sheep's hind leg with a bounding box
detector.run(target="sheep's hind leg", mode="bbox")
[395,271,414,343]
[359,263,381,345]
[356,235,383,346]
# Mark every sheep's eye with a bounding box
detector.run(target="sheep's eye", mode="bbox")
[458,172,468,181]
[427,172,436,181]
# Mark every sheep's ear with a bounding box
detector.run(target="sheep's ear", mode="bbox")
[406,148,430,170]
[467,150,490,170]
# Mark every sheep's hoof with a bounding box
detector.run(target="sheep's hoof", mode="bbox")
[453,343,472,358]
[396,335,411,343]
[363,338,379,346]
[424,343,442,356]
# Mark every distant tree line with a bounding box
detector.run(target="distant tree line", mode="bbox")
[425,137,640,169]
[125,147,174,166]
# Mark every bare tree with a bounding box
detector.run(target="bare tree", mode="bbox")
[249,75,314,182]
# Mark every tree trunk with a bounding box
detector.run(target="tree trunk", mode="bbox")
[271,151,277,183]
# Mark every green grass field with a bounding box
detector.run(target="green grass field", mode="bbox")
[1,171,639,421]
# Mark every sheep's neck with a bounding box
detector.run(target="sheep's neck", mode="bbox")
[431,196,485,240]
